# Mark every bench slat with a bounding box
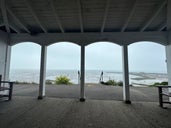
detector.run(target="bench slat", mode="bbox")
[0,76,14,100]
[0,87,10,91]
[157,86,171,108]
[162,92,171,97]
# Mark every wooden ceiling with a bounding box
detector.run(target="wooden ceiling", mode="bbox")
[0,0,167,34]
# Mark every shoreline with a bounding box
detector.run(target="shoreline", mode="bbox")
[13,82,162,87]
[10,69,168,87]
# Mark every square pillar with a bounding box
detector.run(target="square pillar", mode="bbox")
[38,44,47,99]
[122,44,131,104]
[166,44,171,98]
[4,45,11,81]
[80,45,85,102]
[0,31,11,81]
[166,0,171,101]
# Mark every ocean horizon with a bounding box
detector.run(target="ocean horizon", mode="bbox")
[9,69,168,86]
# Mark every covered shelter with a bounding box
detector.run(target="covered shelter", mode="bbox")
[0,0,170,103]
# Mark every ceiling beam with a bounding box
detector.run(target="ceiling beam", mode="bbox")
[9,24,20,33]
[167,0,171,30]
[77,0,84,33]
[10,31,167,46]
[49,0,64,33]
[6,7,31,33]
[24,0,47,33]
[140,0,167,32]
[121,0,137,32]
[0,0,10,33]
[101,0,110,33]
[158,24,166,31]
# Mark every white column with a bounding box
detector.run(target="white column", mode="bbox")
[4,45,11,81]
[80,45,85,101]
[166,45,171,98]
[122,44,131,104]
[38,44,47,99]
[166,0,171,100]
[0,32,11,81]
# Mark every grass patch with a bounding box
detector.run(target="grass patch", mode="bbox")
[149,81,168,87]
[45,79,54,85]
[101,80,123,86]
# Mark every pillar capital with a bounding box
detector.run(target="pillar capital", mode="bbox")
[80,43,86,47]
[122,44,128,46]
[121,43,130,47]
[40,43,47,47]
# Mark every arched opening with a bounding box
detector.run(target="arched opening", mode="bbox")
[45,42,80,98]
[85,41,123,100]
[128,41,167,102]
[10,42,41,96]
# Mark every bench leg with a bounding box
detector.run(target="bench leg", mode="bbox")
[8,83,13,100]
[158,87,163,108]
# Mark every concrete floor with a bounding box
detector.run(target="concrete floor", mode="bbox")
[0,96,171,128]
[0,84,171,128]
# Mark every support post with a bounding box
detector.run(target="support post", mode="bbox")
[80,45,85,102]
[166,45,171,101]
[166,0,171,101]
[0,32,11,81]
[4,45,11,81]
[38,44,47,99]
[122,44,131,104]
[158,86,163,108]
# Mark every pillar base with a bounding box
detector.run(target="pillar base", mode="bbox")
[80,97,86,102]
[124,100,131,104]
[37,96,45,100]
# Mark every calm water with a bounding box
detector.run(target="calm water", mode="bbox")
[9,69,168,86]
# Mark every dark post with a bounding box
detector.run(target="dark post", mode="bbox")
[158,87,163,107]
[8,82,13,100]
[0,75,2,85]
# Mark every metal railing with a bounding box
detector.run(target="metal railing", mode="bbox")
[78,71,104,84]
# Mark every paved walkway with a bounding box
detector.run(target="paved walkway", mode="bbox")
[13,84,159,102]
[0,96,171,128]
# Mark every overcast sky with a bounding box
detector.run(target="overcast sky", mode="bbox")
[10,41,167,73]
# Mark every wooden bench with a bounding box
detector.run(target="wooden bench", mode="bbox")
[157,86,171,108]
[0,75,14,101]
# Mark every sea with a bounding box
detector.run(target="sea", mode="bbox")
[9,69,168,86]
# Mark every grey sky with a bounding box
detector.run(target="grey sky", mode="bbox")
[10,41,167,73]
[129,42,166,73]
